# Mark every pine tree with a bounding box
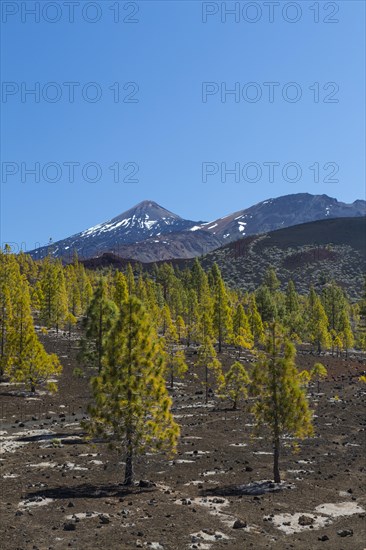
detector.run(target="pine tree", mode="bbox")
[306,288,330,354]
[14,333,61,393]
[11,275,62,392]
[65,311,77,340]
[176,315,186,343]
[196,335,223,403]
[125,264,135,295]
[64,264,82,317]
[247,295,264,344]
[186,289,199,347]
[76,260,93,313]
[211,265,233,352]
[12,276,37,365]
[338,308,354,357]
[86,296,179,485]
[251,322,313,483]
[136,275,148,303]
[0,250,22,376]
[0,284,13,377]
[159,306,188,388]
[232,303,253,353]
[284,280,302,339]
[39,258,68,331]
[220,361,250,410]
[263,266,280,293]
[196,272,214,345]
[321,282,347,332]
[113,271,128,307]
[160,304,173,336]
[256,285,277,323]
[311,362,327,394]
[79,280,118,372]
[166,343,187,390]
[191,258,206,301]
[157,263,175,303]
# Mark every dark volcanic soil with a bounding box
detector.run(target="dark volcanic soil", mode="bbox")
[1,331,365,550]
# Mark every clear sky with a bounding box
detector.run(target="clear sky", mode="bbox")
[1,0,365,251]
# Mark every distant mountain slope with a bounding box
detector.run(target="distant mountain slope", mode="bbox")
[197,193,366,243]
[94,230,222,263]
[27,194,366,262]
[185,217,366,299]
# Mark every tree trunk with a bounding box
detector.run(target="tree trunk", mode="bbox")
[124,446,134,486]
[170,366,174,390]
[273,436,281,483]
[205,365,208,404]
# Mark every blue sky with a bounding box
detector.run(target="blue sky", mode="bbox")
[1,0,365,250]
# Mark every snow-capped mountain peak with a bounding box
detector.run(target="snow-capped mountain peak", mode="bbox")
[29,200,199,260]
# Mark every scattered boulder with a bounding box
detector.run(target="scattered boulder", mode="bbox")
[99,514,110,524]
[298,515,315,526]
[318,535,329,541]
[233,519,247,529]
[138,479,155,488]
[63,522,76,531]
[337,529,353,537]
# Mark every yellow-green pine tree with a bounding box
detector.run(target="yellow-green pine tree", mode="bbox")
[39,258,68,331]
[307,289,330,354]
[338,308,354,357]
[311,362,327,394]
[87,296,179,485]
[211,264,233,352]
[64,264,82,317]
[220,360,250,410]
[232,303,253,353]
[113,271,129,307]
[196,335,223,403]
[125,264,135,295]
[79,279,118,372]
[11,276,62,392]
[247,295,264,344]
[14,333,61,393]
[0,284,13,377]
[163,310,187,388]
[251,322,313,483]
[176,315,186,343]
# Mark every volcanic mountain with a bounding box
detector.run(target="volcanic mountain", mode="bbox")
[29,200,201,260]
[28,194,366,261]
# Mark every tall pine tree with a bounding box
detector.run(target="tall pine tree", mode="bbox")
[251,322,313,483]
[86,296,179,485]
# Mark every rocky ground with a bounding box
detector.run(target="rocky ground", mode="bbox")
[1,331,365,550]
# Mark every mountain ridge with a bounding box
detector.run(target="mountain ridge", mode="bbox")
[81,216,366,299]
[27,193,366,261]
